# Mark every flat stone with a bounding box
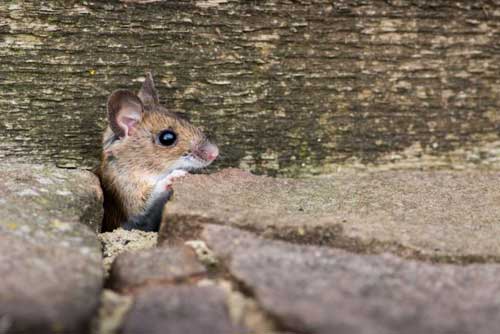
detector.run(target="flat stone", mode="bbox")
[202,225,500,334]
[120,285,244,334]
[0,163,104,334]
[0,163,103,234]
[160,168,500,261]
[109,246,207,291]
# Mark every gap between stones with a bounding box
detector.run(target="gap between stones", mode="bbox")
[93,228,282,334]
[92,210,500,333]
[218,260,310,334]
[162,215,500,265]
[92,203,500,332]
[90,167,500,332]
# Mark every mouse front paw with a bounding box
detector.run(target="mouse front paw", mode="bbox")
[166,169,188,183]
[153,169,188,193]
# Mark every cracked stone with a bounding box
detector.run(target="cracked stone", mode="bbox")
[0,163,104,334]
[160,168,500,262]
[202,224,500,334]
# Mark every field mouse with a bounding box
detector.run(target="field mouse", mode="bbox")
[98,73,219,232]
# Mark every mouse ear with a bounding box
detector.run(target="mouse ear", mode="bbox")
[107,90,144,138]
[138,72,159,109]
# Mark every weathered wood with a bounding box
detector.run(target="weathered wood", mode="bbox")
[1,1,499,176]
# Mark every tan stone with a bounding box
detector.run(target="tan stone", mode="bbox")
[160,168,500,262]
[202,224,500,334]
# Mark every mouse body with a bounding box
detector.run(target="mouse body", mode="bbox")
[98,73,218,232]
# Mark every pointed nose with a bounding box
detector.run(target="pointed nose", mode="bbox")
[195,142,219,162]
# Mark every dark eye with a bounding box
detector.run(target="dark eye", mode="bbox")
[158,130,177,146]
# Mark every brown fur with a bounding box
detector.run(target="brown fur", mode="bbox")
[98,76,212,232]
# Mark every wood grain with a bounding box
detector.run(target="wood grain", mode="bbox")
[1,1,499,175]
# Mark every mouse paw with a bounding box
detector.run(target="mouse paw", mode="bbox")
[153,169,188,193]
[167,169,188,182]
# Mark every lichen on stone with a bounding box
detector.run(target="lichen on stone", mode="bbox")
[98,228,158,272]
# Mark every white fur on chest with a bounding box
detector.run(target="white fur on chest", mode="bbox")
[144,173,162,188]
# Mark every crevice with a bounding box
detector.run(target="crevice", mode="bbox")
[91,289,133,334]
[109,272,208,295]
[185,239,300,334]
[98,228,158,274]
[247,224,500,265]
[225,278,307,334]
[92,209,500,334]
[161,213,500,265]
[92,228,159,334]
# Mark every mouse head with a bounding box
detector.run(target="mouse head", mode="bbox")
[103,73,219,177]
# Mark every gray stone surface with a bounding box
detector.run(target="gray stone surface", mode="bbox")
[109,246,206,292]
[121,285,244,334]
[160,168,500,261]
[202,224,500,334]
[0,163,104,334]
[0,163,103,233]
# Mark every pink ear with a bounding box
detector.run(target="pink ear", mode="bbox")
[117,106,142,137]
[107,90,144,138]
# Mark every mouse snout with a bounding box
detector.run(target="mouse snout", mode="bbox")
[193,142,219,162]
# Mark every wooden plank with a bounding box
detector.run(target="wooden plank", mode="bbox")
[1,1,499,175]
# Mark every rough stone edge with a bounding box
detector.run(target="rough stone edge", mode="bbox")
[185,238,285,334]
[160,212,500,265]
[98,228,158,274]
[91,289,133,334]
[93,229,158,334]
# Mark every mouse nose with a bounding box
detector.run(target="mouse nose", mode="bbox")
[195,142,219,162]
[205,143,219,161]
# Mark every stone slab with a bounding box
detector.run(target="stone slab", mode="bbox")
[202,225,500,334]
[109,246,206,292]
[160,168,500,261]
[120,285,244,334]
[0,163,104,334]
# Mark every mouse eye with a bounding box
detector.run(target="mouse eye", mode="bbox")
[158,130,177,146]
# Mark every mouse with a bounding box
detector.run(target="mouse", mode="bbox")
[98,73,219,232]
